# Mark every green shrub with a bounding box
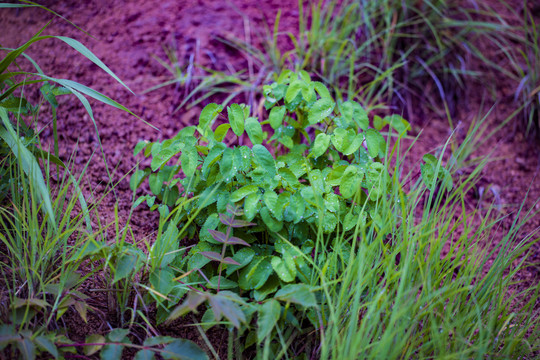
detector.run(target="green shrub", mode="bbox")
[131,70,452,326]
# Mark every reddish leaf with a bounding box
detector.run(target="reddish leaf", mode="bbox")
[227,236,250,246]
[219,214,255,228]
[222,257,241,265]
[199,251,223,262]
[208,229,250,246]
[208,229,227,243]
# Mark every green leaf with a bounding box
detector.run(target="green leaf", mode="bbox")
[271,255,296,282]
[151,141,183,171]
[339,165,362,199]
[226,248,255,275]
[269,106,286,130]
[134,349,154,360]
[308,98,335,125]
[253,275,280,301]
[208,292,247,329]
[162,339,208,360]
[134,140,149,156]
[311,133,331,158]
[257,299,281,342]
[383,114,410,135]
[149,173,162,196]
[275,284,317,307]
[102,329,129,360]
[228,104,245,137]
[285,80,305,103]
[113,251,141,283]
[342,133,363,156]
[278,167,299,188]
[244,192,261,221]
[55,36,134,94]
[150,268,174,296]
[260,207,283,232]
[364,129,385,158]
[341,101,368,130]
[84,334,105,356]
[326,165,347,186]
[207,276,238,290]
[35,335,58,359]
[231,185,259,203]
[214,123,231,142]
[366,162,387,199]
[0,108,56,227]
[16,336,35,360]
[181,147,198,178]
[252,144,276,176]
[312,81,331,99]
[198,103,222,134]
[263,191,278,216]
[245,117,263,144]
[220,148,235,180]
[239,256,273,290]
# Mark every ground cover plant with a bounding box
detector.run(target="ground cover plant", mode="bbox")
[1,0,539,359]
[130,71,538,358]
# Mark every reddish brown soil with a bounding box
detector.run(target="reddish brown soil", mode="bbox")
[0,0,539,356]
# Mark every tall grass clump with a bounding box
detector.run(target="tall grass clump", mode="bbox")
[315,138,540,359]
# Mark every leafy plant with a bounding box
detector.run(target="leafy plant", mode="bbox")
[130,71,458,356]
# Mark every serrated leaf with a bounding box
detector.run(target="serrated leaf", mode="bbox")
[271,255,296,282]
[252,144,276,176]
[200,251,240,265]
[312,81,331,99]
[365,129,385,158]
[150,141,183,171]
[260,207,283,232]
[311,133,331,158]
[366,162,387,199]
[228,104,245,137]
[285,80,305,103]
[207,230,249,246]
[208,292,246,329]
[278,167,299,188]
[342,133,363,155]
[244,192,260,222]
[226,248,256,275]
[275,284,317,307]
[198,103,222,134]
[339,165,361,199]
[230,185,259,203]
[214,123,231,142]
[308,98,335,125]
[239,256,273,290]
[218,214,255,228]
[257,299,281,342]
[148,173,162,196]
[181,147,198,178]
[162,339,208,360]
[245,117,263,144]
[341,101,368,130]
[269,106,286,130]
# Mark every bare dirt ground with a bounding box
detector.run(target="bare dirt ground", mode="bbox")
[0,0,538,352]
